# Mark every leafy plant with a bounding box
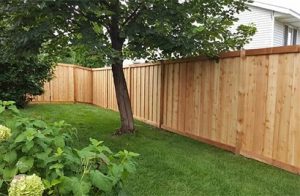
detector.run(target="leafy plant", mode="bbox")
[0,58,53,107]
[0,101,19,115]
[0,102,139,195]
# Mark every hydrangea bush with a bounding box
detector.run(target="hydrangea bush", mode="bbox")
[0,125,11,142]
[8,174,45,196]
[0,101,139,195]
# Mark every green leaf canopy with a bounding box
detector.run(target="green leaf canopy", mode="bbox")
[0,0,256,64]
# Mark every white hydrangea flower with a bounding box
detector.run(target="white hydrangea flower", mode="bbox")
[0,125,11,141]
[8,174,45,196]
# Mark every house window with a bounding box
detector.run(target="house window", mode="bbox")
[293,29,297,45]
[284,25,298,46]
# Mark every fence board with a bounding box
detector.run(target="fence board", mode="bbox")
[33,46,300,174]
[74,68,92,103]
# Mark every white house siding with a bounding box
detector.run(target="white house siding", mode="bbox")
[233,5,274,49]
[273,20,285,46]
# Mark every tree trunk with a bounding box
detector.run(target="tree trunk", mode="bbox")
[109,0,134,134]
[112,61,135,134]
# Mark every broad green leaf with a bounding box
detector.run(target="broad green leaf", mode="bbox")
[43,178,62,189]
[0,106,5,114]
[110,164,124,181]
[43,179,52,189]
[90,138,103,147]
[90,170,114,192]
[15,133,26,143]
[49,163,64,170]
[63,149,81,165]
[58,177,73,195]
[59,176,91,196]
[35,149,54,166]
[3,150,17,163]
[8,105,19,114]
[25,128,37,141]
[35,132,46,139]
[97,145,112,154]
[16,156,34,173]
[73,180,91,196]
[35,151,50,161]
[123,162,136,173]
[54,137,65,148]
[76,148,97,160]
[15,128,37,143]
[3,167,17,180]
[51,178,62,186]
[55,147,63,157]
[128,152,140,157]
[2,101,15,106]
[99,153,110,164]
[33,120,47,129]
[22,140,34,152]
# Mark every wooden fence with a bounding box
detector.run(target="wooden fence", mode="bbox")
[33,46,300,174]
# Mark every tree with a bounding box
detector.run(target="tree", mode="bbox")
[0,18,53,107]
[0,56,53,107]
[56,45,107,68]
[0,0,255,134]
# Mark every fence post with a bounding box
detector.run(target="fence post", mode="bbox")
[128,65,132,99]
[236,50,246,154]
[73,66,77,103]
[49,80,52,103]
[159,61,165,128]
[128,66,133,116]
[106,69,109,109]
[90,68,94,104]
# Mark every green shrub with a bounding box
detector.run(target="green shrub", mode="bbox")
[0,101,138,195]
[0,57,53,107]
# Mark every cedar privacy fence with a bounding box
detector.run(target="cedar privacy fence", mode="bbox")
[33,45,300,174]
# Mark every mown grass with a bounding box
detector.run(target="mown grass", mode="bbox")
[19,104,300,196]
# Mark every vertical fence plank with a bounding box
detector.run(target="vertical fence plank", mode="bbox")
[178,62,187,132]
[236,51,246,154]
[159,63,167,128]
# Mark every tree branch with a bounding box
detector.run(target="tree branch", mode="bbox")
[101,0,111,9]
[122,4,145,27]
[77,8,111,32]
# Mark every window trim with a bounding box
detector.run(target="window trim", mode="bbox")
[284,25,298,46]
[293,29,297,45]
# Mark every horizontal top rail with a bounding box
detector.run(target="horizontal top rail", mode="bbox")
[57,63,93,71]
[57,45,300,70]
[245,45,300,56]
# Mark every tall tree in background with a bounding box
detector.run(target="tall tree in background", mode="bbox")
[57,45,107,68]
[0,0,255,134]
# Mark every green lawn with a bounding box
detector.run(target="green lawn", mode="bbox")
[20,104,300,196]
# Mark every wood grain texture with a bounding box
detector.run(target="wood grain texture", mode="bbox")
[34,49,300,174]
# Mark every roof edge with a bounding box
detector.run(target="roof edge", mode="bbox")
[247,1,300,20]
